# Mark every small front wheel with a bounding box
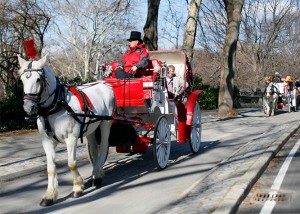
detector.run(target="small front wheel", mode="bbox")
[188,102,202,153]
[153,116,171,170]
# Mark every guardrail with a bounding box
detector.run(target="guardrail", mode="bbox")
[238,95,263,108]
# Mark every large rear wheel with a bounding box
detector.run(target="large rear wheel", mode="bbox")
[188,102,202,153]
[153,116,171,170]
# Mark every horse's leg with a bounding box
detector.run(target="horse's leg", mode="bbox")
[40,136,58,207]
[266,99,270,117]
[275,97,278,114]
[91,120,111,186]
[36,115,58,207]
[66,137,84,198]
[86,129,103,187]
[271,98,276,116]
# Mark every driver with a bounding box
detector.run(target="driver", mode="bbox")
[272,72,282,83]
[115,31,149,79]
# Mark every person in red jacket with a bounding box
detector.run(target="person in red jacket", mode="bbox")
[115,31,149,79]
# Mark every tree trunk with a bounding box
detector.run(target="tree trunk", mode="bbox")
[218,0,244,115]
[182,0,202,63]
[143,0,160,51]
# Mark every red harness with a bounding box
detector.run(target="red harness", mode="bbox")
[66,85,93,111]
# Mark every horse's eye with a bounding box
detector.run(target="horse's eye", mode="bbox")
[37,78,41,83]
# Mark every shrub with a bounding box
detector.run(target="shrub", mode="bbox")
[193,76,240,110]
[0,85,36,132]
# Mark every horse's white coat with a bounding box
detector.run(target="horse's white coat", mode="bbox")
[263,82,278,117]
[18,55,116,205]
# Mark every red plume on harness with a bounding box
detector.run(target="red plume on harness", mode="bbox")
[24,39,38,59]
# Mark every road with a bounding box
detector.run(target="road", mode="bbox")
[237,129,300,214]
[1,108,300,214]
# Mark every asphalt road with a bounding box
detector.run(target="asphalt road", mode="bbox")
[1,108,300,214]
[237,129,300,214]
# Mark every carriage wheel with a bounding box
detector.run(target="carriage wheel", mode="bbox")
[188,102,202,153]
[153,116,171,170]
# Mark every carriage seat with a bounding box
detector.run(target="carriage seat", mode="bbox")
[104,59,162,107]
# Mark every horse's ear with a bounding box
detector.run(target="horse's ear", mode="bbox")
[17,54,27,67]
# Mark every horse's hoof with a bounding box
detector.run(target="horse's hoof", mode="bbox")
[72,191,84,198]
[40,199,54,207]
[93,178,102,187]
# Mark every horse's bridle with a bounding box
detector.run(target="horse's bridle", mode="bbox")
[21,61,46,103]
[265,83,278,96]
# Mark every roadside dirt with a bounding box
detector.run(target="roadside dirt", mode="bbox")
[0,129,38,137]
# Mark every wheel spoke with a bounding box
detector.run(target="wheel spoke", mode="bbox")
[153,116,171,169]
[189,102,202,153]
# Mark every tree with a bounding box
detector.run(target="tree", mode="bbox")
[218,0,244,115]
[182,0,202,62]
[0,0,50,95]
[160,1,185,49]
[143,0,160,51]
[195,0,299,95]
[240,0,299,88]
[49,0,134,80]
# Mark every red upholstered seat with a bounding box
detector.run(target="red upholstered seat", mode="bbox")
[110,61,118,78]
[104,59,163,107]
[145,59,162,76]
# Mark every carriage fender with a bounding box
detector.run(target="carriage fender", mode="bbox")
[175,101,187,143]
[176,89,202,143]
[185,90,203,140]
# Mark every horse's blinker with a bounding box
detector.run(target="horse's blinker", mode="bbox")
[22,61,46,104]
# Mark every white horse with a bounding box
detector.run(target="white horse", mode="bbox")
[263,82,278,117]
[18,55,116,206]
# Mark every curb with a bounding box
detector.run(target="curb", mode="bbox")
[215,122,300,213]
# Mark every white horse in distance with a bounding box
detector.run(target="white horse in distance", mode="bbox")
[18,55,115,206]
[263,82,279,117]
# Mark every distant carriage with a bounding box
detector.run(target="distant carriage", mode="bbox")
[274,76,298,112]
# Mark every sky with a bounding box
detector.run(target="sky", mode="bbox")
[134,0,188,49]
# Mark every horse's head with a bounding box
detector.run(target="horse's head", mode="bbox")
[18,55,48,116]
[265,82,278,98]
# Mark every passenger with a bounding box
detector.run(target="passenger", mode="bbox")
[166,65,188,99]
[115,31,150,79]
[166,65,176,98]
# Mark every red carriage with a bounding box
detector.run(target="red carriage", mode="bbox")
[101,50,203,169]
[273,76,298,112]
[18,41,204,205]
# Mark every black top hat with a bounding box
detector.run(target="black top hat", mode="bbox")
[127,31,143,43]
